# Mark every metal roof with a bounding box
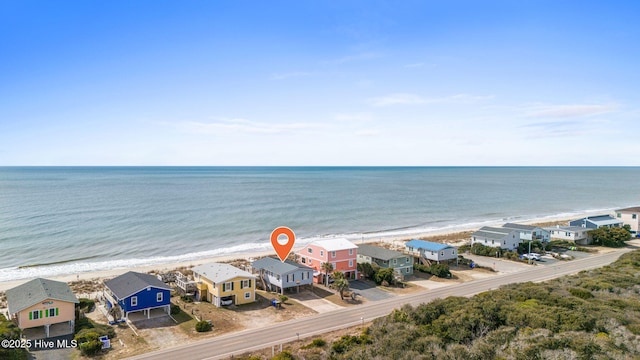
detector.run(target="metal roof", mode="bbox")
[192,263,256,284]
[251,257,312,275]
[502,223,539,231]
[404,239,453,252]
[472,226,517,241]
[104,271,172,300]
[357,244,407,261]
[6,278,78,315]
[308,238,358,251]
[545,226,589,232]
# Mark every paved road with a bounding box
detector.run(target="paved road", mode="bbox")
[127,249,630,360]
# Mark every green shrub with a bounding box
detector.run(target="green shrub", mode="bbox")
[272,350,295,360]
[569,288,594,299]
[279,295,289,303]
[77,298,95,312]
[374,267,396,285]
[79,340,103,356]
[429,264,451,278]
[195,320,212,332]
[310,338,326,347]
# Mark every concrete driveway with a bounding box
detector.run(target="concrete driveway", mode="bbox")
[288,290,343,313]
[349,280,395,302]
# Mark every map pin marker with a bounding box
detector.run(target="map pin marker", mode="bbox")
[271,227,295,262]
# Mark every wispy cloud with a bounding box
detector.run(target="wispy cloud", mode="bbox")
[334,113,372,122]
[327,52,382,64]
[520,118,613,138]
[368,93,494,107]
[525,104,618,118]
[178,118,324,135]
[354,129,381,136]
[269,71,312,80]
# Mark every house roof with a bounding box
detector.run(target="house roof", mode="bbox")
[472,226,517,241]
[104,271,171,300]
[617,207,640,213]
[405,239,453,252]
[545,226,588,232]
[251,257,312,275]
[308,238,358,252]
[357,244,406,261]
[6,278,78,315]
[192,263,256,283]
[502,223,539,231]
[584,215,623,226]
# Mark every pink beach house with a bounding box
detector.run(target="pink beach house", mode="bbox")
[296,238,358,283]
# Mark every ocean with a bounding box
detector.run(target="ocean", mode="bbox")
[1,166,639,282]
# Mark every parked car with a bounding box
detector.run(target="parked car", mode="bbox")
[220,296,233,306]
[520,253,541,261]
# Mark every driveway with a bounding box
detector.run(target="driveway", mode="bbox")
[288,290,343,313]
[349,280,395,302]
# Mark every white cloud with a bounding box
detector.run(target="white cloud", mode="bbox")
[269,71,312,80]
[354,129,381,136]
[368,93,494,107]
[525,104,618,118]
[178,118,324,135]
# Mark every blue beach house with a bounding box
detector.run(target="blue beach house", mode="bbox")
[103,271,172,321]
[405,239,458,264]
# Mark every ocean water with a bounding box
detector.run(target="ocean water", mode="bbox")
[1,166,639,282]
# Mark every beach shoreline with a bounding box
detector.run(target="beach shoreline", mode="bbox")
[0,210,607,292]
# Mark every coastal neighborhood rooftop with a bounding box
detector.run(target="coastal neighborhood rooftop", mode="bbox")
[6,278,78,315]
[252,257,312,275]
[192,262,256,283]
[357,244,407,261]
[405,239,453,252]
[471,226,516,240]
[309,238,358,251]
[104,271,171,299]
[502,223,538,231]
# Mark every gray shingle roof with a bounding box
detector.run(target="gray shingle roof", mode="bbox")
[192,263,256,283]
[502,223,538,231]
[104,271,171,300]
[358,244,407,261]
[6,278,78,315]
[472,226,516,241]
[617,207,640,213]
[252,257,312,275]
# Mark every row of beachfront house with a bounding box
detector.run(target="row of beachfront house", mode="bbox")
[8,207,639,340]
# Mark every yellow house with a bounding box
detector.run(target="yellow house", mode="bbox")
[192,263,256,307]
[6,278,78,338]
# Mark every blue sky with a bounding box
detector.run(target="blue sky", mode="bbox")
[1,1,638,165]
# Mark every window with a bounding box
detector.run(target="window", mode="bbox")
[441,252,444,256]
[157,292,163,302]
[131,296,138,307]
[491,240,494,244]
[331,251,336,258]
[332,262,336,269]
[30,310,40,320]
[48,308,56,317]
[406,257,410,263]
[287,274,292,282]
[634,214,637,220]
[349,249,353,255]
[303,271,309,280]
[406,267,410,273]
[301,257,306,263]
[393,259,397,265]
[307,248,313,254]
[349,260,353,267]
[223,282,233,292]
[244,292,251,299]
[308,258,312,265]
[241,279,250,288]
[617,213,622,218]
[320,250,324,256]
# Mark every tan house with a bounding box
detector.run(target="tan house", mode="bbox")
[5,278,78,338]
[616,207,640,236]
[192,263,256,307]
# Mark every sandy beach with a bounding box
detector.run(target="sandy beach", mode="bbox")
[0,210,607,293]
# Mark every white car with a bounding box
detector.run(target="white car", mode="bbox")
[522,253,541,261]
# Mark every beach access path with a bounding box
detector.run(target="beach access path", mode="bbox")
[125,247,633,360]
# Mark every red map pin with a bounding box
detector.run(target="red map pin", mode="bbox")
[271,227,295,262]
